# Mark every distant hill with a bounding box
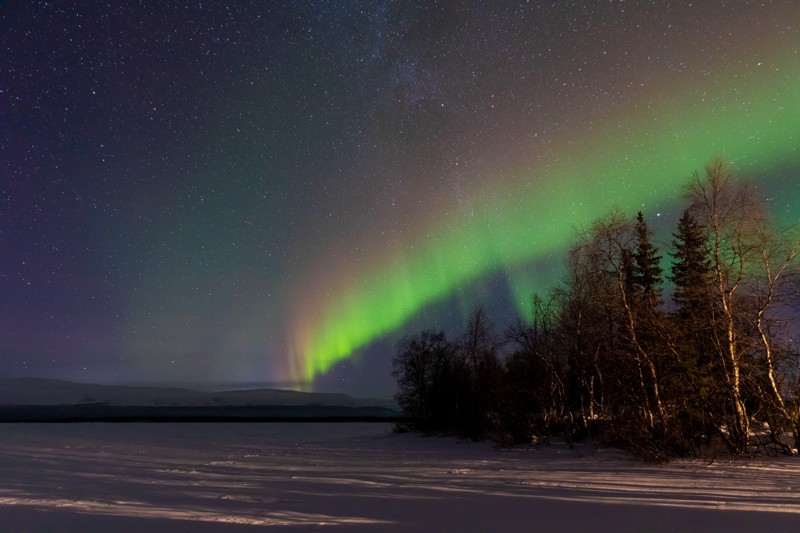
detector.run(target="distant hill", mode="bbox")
[0,378,400,422]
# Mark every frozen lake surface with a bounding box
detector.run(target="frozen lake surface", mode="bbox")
[1,423,799,531]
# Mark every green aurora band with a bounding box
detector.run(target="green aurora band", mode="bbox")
[291,53,799,383]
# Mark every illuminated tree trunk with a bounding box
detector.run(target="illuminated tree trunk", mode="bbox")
[753,230,800,451]
[686,158,761,454]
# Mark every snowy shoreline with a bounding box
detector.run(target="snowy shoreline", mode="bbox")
[2,422,799,532]
[0,378,400,422]
[0,404,401,422]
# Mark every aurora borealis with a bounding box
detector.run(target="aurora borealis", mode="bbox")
[2,1,798,396]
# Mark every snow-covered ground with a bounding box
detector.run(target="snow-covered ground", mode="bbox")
[1,423,799,531]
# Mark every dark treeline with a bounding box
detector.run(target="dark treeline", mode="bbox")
[393,159,800,460]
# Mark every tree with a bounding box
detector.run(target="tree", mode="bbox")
[392,330,453,429]
[504,293,567,442]
[554,210,668,453]
[670,210,713,319]
[633,211,663,306]
[555,237,615,436]
[747,217,800,451]
[591,213,667,443]
[683,157,764,453]
[390,157,800,458]
[666,208,721,452]
[457,307,503,438]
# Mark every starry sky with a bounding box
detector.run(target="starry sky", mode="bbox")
[1,1,798,397]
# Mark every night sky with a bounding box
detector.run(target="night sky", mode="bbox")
[1,1,798,397]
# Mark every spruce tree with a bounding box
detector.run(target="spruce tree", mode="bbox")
[669,210,711,317]
[633,211,663,306]
[668,208,721,450]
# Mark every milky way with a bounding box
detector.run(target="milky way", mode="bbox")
[2,2,798,396]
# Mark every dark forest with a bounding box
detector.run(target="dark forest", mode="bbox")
[393,159,800,460]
